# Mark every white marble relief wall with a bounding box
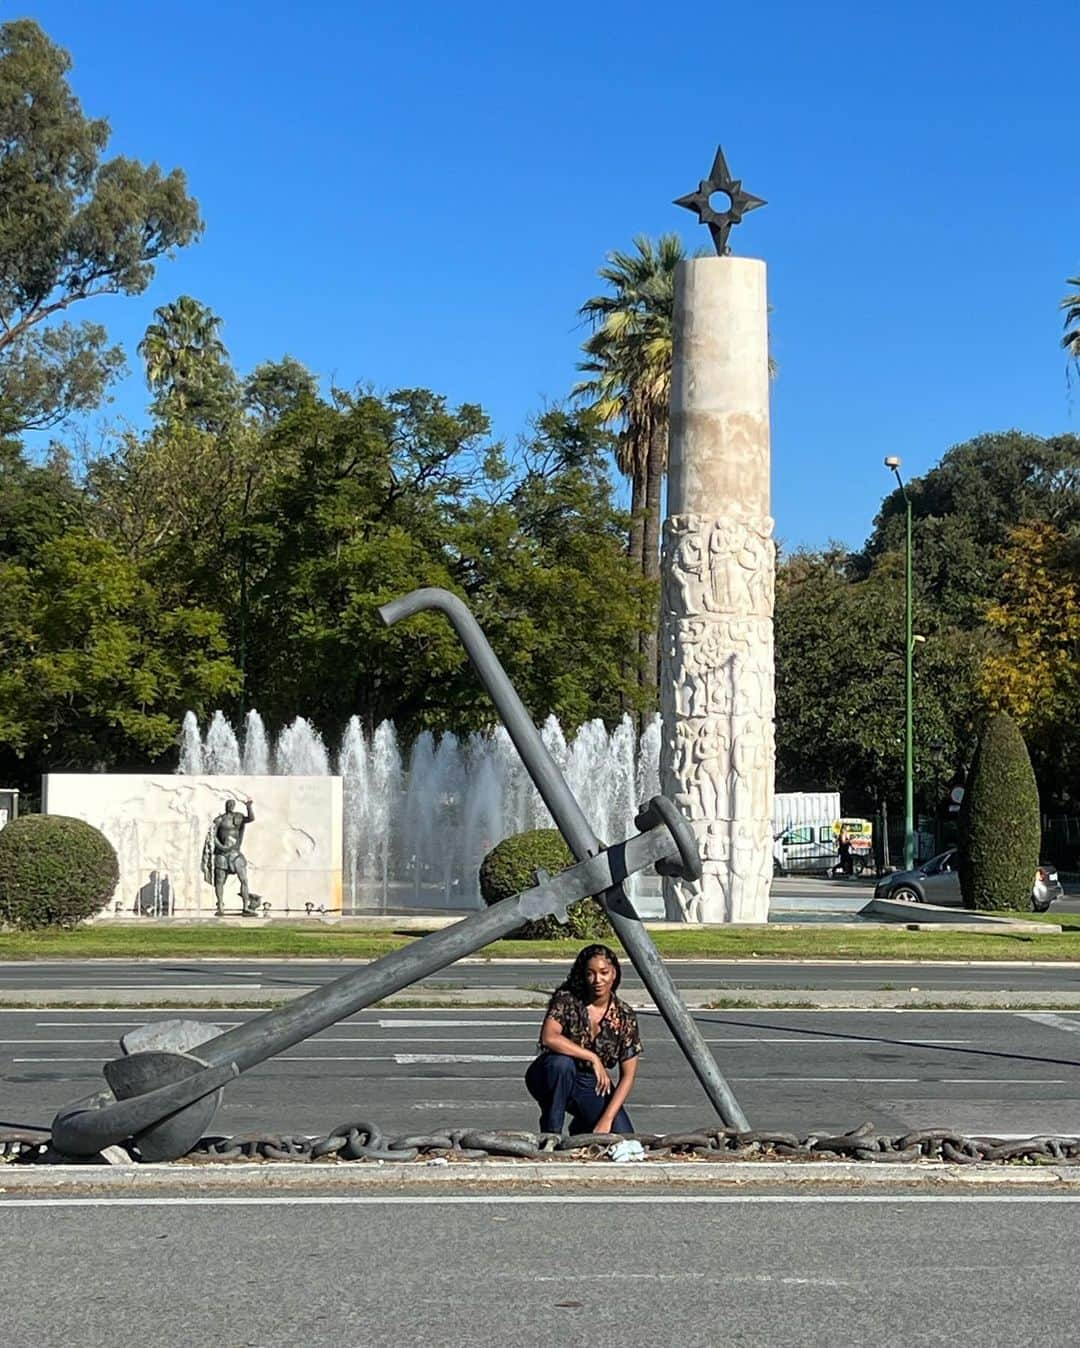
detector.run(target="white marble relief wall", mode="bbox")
[42,775,343,918]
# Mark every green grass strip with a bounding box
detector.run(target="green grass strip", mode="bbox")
[0,913,1078,962]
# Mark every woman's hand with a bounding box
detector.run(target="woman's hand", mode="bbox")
[590,1055,612,1096]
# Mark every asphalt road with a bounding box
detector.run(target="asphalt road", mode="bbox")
[5,1006,1080,1140]
[4,957,1080,993]
[4,1190,1079,1347]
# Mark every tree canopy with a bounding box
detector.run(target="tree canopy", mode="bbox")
[0,19,200,433]
[779,431,1080,816]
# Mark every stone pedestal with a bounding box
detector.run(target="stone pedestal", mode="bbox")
[660,257,775,923]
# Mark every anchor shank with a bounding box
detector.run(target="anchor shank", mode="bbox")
[379,588,750,1130]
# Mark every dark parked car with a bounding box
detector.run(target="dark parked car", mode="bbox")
[874,848,1062,911]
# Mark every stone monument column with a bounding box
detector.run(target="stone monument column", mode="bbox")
[660,255,775,923]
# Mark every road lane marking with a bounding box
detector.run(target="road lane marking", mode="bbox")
[5,986,266,997]
[394,1054,534,1064]
[34,1022,242,1029]
[13,1057,109,1063]
[1019,1013,1080,1034]
[6,1195,1080,1208]
[405,1100,685,1110]
[378,1020,538,1028]
[938,1078,1069,1085]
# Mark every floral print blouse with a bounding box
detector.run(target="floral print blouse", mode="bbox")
[540,989,642,1069]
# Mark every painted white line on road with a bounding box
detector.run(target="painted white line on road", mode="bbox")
[1020,1013,1080,1034]
[378,1020,537,1028]
[718,1037,975,1045]
[938,1078,1069,1085]
[13,1057,109,1063]
[406,1101,685,1110]
[249,1035,539,1044]
[34,1022,242,1029]
[6,984,267,991]
[394,1054,534,1064]
[334,1034,977,1046]
[528,1272,851,1286]
[9,1055,395,1064]
[730,1076,920,1084]
[6,1194,1080,1208]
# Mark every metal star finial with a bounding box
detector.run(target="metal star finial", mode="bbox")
[674,145,766,256]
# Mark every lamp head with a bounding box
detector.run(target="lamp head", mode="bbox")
[883,456,902,470]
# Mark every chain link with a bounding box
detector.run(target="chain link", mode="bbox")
[5,1121,1080,1167]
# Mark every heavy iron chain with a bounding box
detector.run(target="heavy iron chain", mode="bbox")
[4,1121,1080,1166]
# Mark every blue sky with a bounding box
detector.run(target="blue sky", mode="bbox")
[22,0,1080,550]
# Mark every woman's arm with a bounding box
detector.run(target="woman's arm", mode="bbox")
[595,1055,638,1132]
[539,1016,611,1094]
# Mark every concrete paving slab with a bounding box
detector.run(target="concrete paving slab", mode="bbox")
[1,1159,1077,1193]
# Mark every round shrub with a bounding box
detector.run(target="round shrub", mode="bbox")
[478,829,612,940]
[959,712,1040,911]
[0,815,119,930]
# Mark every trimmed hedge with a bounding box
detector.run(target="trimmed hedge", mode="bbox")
[0,814,119,930]
[478,829,612,940]
[959,712,1040,911]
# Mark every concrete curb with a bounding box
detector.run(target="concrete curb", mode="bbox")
[8,986,1080,1010]
[2,1160,1078,1193]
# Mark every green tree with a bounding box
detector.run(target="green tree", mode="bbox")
[1060,275,1080,370]
[243,356,319,423]
[88,352,323,703]
[0,19,201,432]
[577,235,684,700]
[980,523,1080,807]
[212,390,647,738]
[958,712,1041,910]
[0,438,86,561]
[858,431,1080,627]
[453,407,652,732]
[138,295,237,428]
[0,531,238,789]
[774,547,983,816]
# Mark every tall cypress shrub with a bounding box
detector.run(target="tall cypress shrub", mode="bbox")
[959,712,1040,910]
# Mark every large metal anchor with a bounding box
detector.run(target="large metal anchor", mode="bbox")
[51,588,748,1161]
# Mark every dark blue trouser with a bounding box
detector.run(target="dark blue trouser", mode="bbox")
[525,1052,634,1135]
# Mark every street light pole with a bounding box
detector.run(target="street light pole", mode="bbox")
[885,457,915,870]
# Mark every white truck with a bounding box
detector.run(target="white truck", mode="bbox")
[773,792,873,876]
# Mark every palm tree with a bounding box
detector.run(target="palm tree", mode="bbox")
[576,235,684,695]
[1061,277,1080,372]
[138,295,232,419]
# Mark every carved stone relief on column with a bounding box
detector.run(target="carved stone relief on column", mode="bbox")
[660,511,775,923]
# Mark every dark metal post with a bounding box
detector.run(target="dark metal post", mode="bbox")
[380,587,749,1130]
[903,491,915,869]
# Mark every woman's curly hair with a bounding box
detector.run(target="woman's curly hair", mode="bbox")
[558,943,622,1001]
